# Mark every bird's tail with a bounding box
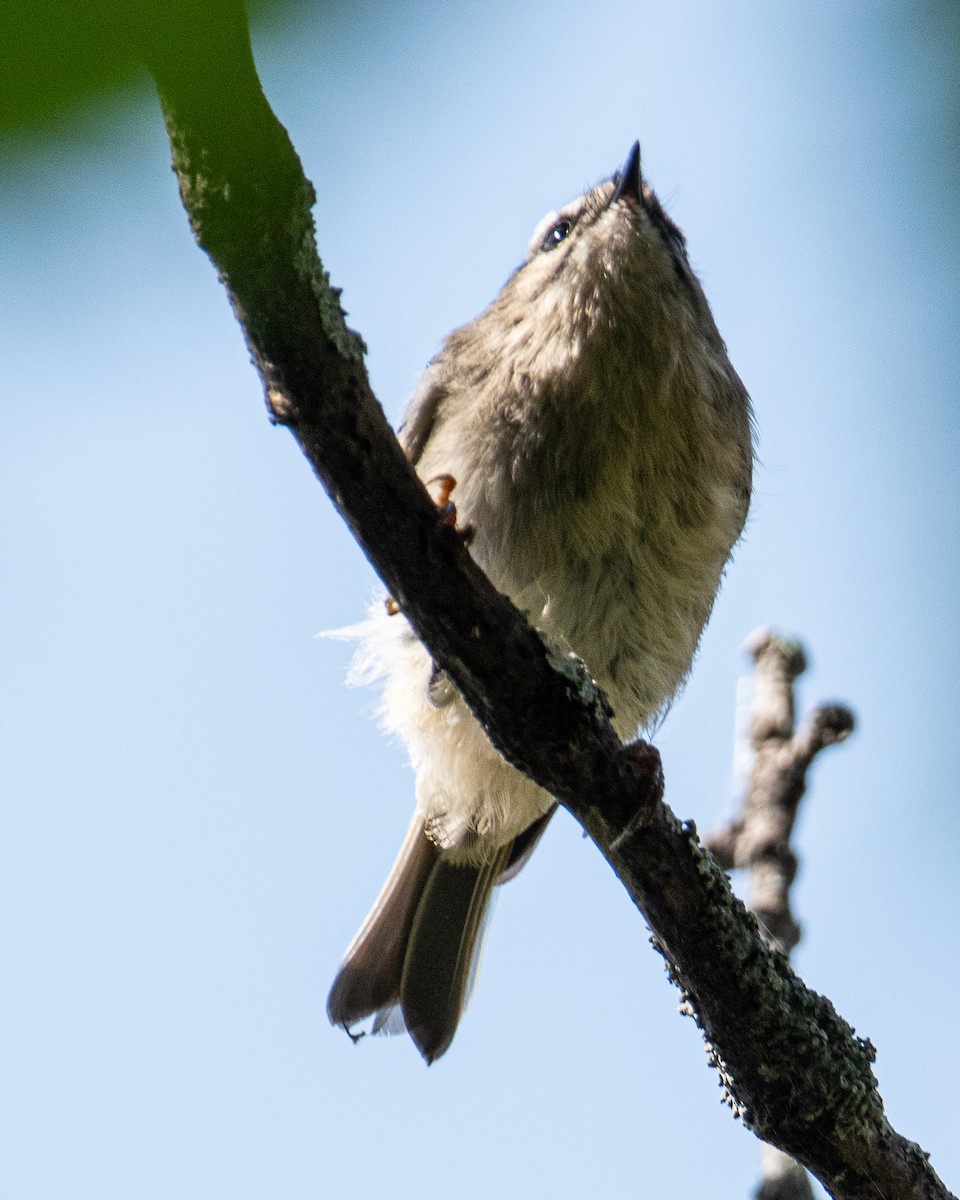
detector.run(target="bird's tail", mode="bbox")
[328,808,558,1063]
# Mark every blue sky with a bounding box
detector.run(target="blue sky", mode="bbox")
[2,2,959,1197]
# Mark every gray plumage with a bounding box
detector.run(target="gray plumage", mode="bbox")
[327,142,753,1063]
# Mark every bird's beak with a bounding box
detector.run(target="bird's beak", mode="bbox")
[610,141,642,205]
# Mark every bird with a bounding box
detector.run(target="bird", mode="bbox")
[327,141,754,1063]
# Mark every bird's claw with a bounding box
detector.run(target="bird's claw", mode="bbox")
[428,473,474,545]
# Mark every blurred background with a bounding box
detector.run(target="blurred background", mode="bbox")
[2,2,959,1197]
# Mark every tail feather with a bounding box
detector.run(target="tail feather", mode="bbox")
[399,847,510,1063]
[497,805,556,886]
[328,813,546,1062]
[326,814,439,1029]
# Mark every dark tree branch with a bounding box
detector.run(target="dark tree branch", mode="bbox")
[142,5,954,1197]
[706,630,855,1200]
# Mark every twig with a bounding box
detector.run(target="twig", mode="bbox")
[706,630,854,1199]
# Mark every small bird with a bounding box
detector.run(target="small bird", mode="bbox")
[327,142,753,1063]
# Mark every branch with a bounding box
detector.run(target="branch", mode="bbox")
[706,630,855,1199]
[142,5,954,1197]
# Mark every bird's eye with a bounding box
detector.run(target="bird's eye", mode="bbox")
[541,219,571,252]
